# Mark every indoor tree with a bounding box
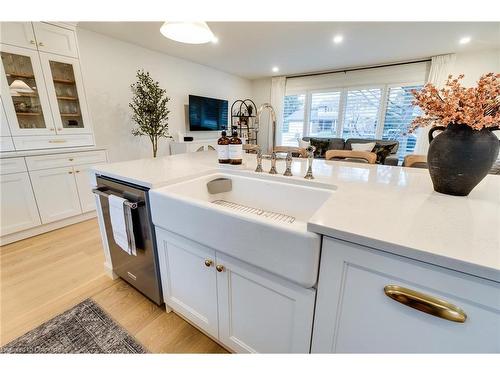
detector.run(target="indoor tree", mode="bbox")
[129,70,171,157]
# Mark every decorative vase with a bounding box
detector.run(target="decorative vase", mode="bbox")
[427,124,500,196]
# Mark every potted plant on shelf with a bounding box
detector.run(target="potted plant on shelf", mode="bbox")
[129,70,171,158]
[410,73,500,196]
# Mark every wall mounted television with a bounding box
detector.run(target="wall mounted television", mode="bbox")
[188,95,228,131]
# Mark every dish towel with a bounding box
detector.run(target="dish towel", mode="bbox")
[108,195,137,256]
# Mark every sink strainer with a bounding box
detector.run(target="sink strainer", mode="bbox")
[212,199,296,224]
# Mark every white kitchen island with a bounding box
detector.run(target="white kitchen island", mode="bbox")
[90,151,500,353]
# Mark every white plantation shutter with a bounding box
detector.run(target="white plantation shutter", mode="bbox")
[342,88,382,139]
[382,85,423,161]
[309,91,341,137]
[282,94,305,146]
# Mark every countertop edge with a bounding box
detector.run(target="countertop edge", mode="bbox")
[308,222,500,284]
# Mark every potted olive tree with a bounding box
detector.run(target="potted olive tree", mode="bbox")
[129,70,171,157]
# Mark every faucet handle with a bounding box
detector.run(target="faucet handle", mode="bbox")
[255,148,263,172]
[304,146,315,180]
[284,152,293,176]
[269,152,278,174]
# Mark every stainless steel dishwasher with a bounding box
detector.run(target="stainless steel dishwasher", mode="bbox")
[93,175,162,305]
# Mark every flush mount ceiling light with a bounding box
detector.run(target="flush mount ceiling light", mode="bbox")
[333,35,343,44]
[160,21,216,44]
[459,36,471,45]
[9,79,34,93]
[272,66,279,73]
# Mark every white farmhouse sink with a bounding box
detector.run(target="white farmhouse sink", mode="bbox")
[150,170,334,287]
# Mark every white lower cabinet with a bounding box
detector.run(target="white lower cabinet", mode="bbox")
[312,237,500,353]
[216,253,316,353]
[74,164,97,212]
[0,172,41,235]
[156,230,219,338]
[155,228,316,353]
[29,166,82,223]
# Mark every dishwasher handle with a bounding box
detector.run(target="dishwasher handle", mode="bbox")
[92,187,144,209]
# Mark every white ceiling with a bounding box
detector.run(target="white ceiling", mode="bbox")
[79,22,500,80]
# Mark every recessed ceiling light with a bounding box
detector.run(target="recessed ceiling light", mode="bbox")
[211,36,219,44]
[160,21,215,44]
[272,66,279,73]
[459,36,471,45]
[333,35,343,44]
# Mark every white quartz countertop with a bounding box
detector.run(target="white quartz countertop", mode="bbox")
[91,151,500,282]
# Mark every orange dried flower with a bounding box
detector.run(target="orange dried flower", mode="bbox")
[409,73,500,132]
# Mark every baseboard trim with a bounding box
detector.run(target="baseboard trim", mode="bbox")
[0,211,97,246]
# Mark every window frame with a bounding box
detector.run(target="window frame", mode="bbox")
[283,80,424,149]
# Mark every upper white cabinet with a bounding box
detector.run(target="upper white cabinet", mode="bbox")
[31,23,78,58]
[156,228,316,353]
[0,170,41,236]
[312,237,500,353]
[0,21,93,151]
[39,53,92,134]
[0,44,56,136]
[0,22,37,51]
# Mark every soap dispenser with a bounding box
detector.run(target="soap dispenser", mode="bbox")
[217,130,230,164]
[228,130,243,165]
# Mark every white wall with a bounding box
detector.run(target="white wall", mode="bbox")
[77,28,252,162]
[251,78,272,152]
[451,49,500,87]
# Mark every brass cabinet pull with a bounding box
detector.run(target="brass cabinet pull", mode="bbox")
[68,158,74,161]
[216,265,225,272]
[30,40,36,45]
[75,170,80,173]
[204,259,213,267]
[48,139,67,143]
[384,285,467,323]
[38,42,44,47]
[68,171,73,174]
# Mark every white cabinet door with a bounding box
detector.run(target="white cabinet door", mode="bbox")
[0,172,41,236]
[312,237,500,353]
[216,252,316,353]
[74,164,96,212]
[39,53,92,135]
[32,23,78,58]
[0,22,37,50]
[156,229,219,338]
[29,166,82,223]
[0,44,55,136]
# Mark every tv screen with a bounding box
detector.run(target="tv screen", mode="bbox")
[189,95,228,131]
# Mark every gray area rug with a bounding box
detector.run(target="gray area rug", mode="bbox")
[0,299,148,354]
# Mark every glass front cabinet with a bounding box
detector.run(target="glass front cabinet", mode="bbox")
[0,43,91,137]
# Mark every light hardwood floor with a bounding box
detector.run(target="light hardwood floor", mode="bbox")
[0,218,227,353]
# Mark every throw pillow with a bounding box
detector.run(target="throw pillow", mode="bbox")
[372,143,397,164]
[299,139,311,149]
[351,142,376,152]
[309,138,330,158]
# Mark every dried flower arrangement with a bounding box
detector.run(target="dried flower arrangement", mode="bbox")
[409,73,500,132]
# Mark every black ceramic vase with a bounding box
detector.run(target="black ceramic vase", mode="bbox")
[427,124,500,196]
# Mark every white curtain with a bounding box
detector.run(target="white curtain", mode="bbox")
[414,54,456,154]
[270,76,286,150]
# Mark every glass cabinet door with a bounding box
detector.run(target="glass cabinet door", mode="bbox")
[0,46,54,135]
[40,54,91,134]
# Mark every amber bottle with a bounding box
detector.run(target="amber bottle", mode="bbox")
[228,130,243,165]
[217,130,230,164]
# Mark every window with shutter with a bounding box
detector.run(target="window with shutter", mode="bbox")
[309,91,341,138]
[282,94,305,146]
[382,85,423,161]
[342,88,382,139]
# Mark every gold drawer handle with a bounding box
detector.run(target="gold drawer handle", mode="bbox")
[384,285,467,323]
[216,264,225,272]
[204,259,213,267]
[48,139,67,143]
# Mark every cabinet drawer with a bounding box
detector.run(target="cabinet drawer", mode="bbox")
[312,237,500,353]
[0,157,27,174]
[12,134,94,151]
[26,150,106,171]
